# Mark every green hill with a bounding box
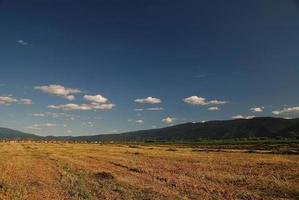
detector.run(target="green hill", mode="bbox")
[0,128,41,140]
[1,117,299,142]
[72,117,299,142]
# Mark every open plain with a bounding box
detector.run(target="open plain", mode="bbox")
[0,142,298,200]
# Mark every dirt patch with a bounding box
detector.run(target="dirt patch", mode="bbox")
[125,151,143,155]
[110,162,144,173]
[128,145,140,148]
[131,152,143,155]
[28,181,43,188]
[0,181,9,191]
[166,148,177,151]
[129,168,143,173]
[95,172,115,180]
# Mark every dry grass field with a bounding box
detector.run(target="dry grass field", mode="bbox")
[0,143,298,200]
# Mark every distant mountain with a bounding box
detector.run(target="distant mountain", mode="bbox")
[1,117,299,141]
[70,117,299,141]
[0,128,41,140]
[279,122,299,138]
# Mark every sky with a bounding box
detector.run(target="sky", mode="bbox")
[1,0,299,136]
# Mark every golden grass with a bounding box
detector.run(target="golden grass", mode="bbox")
[0,143,298,200]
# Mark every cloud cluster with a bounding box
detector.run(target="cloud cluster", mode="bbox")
[82,121,95,127]
[35,84,81,101]
[49,103,115,111]
[90,102,115,110]
[25,123,56,130]
[31,113,46,117]
[135,97,161,104]
[208,106,219,111]
[183,96,227,106]
[0,96,32,105]
[136,120,144,123]
[11,82,299,130]
[84,95,108,103]
[18,99,33,105]
[49,104,90,111]
[162,117,176,124]
[0,96,17,105]
[34,84,114,111]
[17,40,28,46]
[250,107,264,113]
[30,112,78,120]
[147,107,164,111]
[272,106,299,115]
[232,115,255,119]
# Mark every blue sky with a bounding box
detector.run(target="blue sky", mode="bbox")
[1,0,299,136]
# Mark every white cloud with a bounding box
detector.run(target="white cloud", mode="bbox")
[65,95,75,101]
[47,91,115,111]
[135,97,161,104]
[208,100,227,105]
[31,113,46,117]
[17,40,28,46]
[48,103,115,111]
[272,106,299,115]
[208,106,219,111]
[56,112,78,120]
[250,107,264,113]
[30,112,78,120]
[183,96,227,106]
[162,117,176,124]
[232,115,244,119]
[46,112,60,118]
[136,120,144,123]
[18,98,33,105]
[147,107,164,111]
[232,115,255,119]
[83,94,108,103]
[90,103,115,110]
[25,123,56,130]
[49,103,91,111]
[82,121,95,127]
[0,96,18,105]
[0,96,32,105]
[34,84,81,101]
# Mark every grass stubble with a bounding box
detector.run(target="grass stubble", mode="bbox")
[0,143,298,200]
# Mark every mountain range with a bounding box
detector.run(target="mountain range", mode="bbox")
[1,117,299,141]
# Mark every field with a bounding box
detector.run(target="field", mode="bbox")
[0,143,298,200]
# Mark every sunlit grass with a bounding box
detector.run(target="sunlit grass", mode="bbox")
[0,142,298,199]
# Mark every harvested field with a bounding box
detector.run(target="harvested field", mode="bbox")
[0,143,298,200]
